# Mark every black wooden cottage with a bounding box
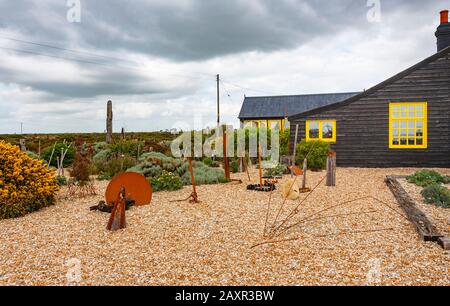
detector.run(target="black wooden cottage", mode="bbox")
[287,11,450,168]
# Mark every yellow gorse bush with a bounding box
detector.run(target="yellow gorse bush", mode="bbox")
[0,140,59,219]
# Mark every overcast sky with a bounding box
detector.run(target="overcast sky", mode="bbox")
[0,0,446,134]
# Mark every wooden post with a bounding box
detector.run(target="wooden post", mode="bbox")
[106,100,113,144]
[19,139,26,151]
[291,124,299,177]
[121,127,125,141]
[38,140,41,158]
[223,128,230,180]
[302,158,307,190]
[258,145,263,187]
[326,151,336,187]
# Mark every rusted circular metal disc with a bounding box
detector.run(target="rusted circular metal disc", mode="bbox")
[105,172,152,206]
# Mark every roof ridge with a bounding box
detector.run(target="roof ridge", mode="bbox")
[245,91,362,99]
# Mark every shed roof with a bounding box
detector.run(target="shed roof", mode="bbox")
[238,92,361,120]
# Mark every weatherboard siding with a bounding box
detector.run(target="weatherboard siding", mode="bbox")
[289,54,450,168]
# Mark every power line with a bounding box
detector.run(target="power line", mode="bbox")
[0,36,215,80]
[0,45,214,82]
[0,36,136,64]
[220,79,281,96]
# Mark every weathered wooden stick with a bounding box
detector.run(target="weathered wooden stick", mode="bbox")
[258,145,263,187]
[302,158,307,190]
[385,176,442,242]
[326,151,336,187]
[223,128,230,180]
[106,100,113,144]
[291,124,299,178]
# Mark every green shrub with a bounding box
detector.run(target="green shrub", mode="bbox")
[407,170,450,187]
[109,140,144,157]
[25,151,41,160]
[149,171,183,192]
[42,142,76,168]
[93,149,112,163]
[421,184,450,208]
[264,164,288,177]
[230,159,240,173]
[56,175,68,186]
[280,129,290,156]
[202,157,220,168]
[182,167,225,186]
[295,140,330,171]
[95,156,136,180]
[93,142,108,154]
[127,163,163,178]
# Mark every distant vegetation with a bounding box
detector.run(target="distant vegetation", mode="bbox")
[0,132,178,156]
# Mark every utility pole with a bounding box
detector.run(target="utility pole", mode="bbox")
[216,74,220,128]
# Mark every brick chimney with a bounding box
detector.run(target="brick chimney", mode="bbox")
[436,10,450,52]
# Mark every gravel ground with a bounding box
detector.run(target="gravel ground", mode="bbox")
[399,177,450,237]
[0,168,449,286]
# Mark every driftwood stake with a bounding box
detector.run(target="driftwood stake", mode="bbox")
[223,128,230,180]
[326,151,336,187]
[291,124,299,177]
[106,100,113,144]
[302,158,307,190]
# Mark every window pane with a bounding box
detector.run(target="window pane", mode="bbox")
[400,106,407,112]
[416,129,423,137]
[393,121,399,128]
[416,120,423,128]
[416,105,423,112]
[400,121,407,129]
[309,122,319,139]
[408,139,415,145]
[393,138,399,145]
[393,112,399,118]
[416,111,423,118]
[408,130,415,137]
[400,138,407,145]
[392,106,400,112]
[408,121,415,129]
[393,130,399,137]
[322,122,333,139]
[416,138,423,145]
[400,130,407,137]
[400,112,407,118]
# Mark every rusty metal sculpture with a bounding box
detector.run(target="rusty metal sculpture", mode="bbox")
[171,158,200,203]
[105,172,152,206]
[107,187,127,231]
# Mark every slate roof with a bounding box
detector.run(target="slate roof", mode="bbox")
[238,92,361,120]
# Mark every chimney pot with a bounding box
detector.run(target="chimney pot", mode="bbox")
[441,10,449,24]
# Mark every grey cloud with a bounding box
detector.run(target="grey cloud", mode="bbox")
[1,0,436,62]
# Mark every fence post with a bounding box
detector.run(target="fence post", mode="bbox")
[326,151,337,187]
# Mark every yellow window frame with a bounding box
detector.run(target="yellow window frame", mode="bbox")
[389,102,427,149]
[306,120,336,143]
[244,119,286,131]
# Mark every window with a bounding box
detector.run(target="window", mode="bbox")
[389,102,427,149]
[244,119,287,131]
[306,120,336,142]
